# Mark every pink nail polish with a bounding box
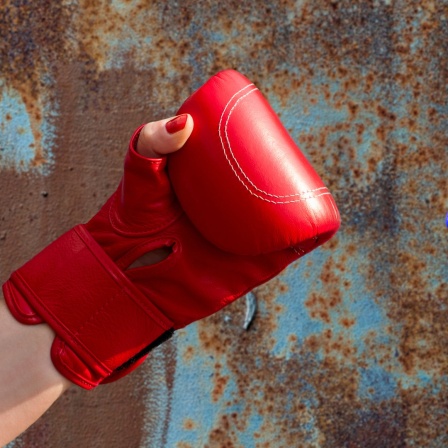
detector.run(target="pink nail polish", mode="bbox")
[166,114,188,134]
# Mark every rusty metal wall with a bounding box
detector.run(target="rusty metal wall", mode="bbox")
[1,0,447,446]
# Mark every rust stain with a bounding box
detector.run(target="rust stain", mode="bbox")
[211,367,230,403]
[196,296,394,447]
[0,1,74,167]
[205,414,246,448]
[304,256,350,345]
[293,0,447,388]
[195,288,418,447]
[182,345,196,363]
[399,383,448,447]
[177,443,194,448]
[183,418,197,431]
[1,0,447,445]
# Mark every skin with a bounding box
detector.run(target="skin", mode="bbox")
[0,115,194,446]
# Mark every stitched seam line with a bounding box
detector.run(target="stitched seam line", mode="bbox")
[219,86,327,202]
[233,188,331,204]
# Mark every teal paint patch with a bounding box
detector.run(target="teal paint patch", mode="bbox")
[359,365,397,402]
[155,327,217,447]
[0,82,56,175]
[0,85,37,172]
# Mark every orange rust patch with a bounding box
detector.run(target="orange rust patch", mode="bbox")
[183,418,197,431]
[0,2,73,165]
[340,317,356,328]
[183,345,195,362]
[177,443,194,448]
[212,370,230,403]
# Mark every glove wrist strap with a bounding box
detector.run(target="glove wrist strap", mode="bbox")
[3,225,173,389]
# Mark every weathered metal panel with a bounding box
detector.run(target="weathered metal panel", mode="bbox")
[1,0,447,446]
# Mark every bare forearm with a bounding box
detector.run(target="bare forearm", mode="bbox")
[0,293,71,445]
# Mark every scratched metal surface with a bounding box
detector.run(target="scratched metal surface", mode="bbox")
[1,1,447,447]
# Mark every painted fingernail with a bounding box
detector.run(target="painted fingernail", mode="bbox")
[165,114,188,134]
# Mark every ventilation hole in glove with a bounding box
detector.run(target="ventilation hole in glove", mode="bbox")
[127,246,172,270]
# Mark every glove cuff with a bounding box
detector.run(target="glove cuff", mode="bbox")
[3,225,174,389]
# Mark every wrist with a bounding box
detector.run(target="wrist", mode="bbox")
[0,293,70,445]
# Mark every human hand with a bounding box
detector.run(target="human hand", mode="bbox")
[136,114,194,158]
[3,70,340,390]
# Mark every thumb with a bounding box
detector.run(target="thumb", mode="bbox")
[137,114,194,158]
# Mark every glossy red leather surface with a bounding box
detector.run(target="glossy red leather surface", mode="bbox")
[2,70,340,389]
[170,70,339,255]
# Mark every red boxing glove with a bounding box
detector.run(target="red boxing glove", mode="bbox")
[2,70,340,389]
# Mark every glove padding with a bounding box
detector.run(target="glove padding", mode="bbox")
[2,70,340,389]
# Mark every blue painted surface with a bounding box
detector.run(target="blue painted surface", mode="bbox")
[0,85,39,172]
[0,83,56,175]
